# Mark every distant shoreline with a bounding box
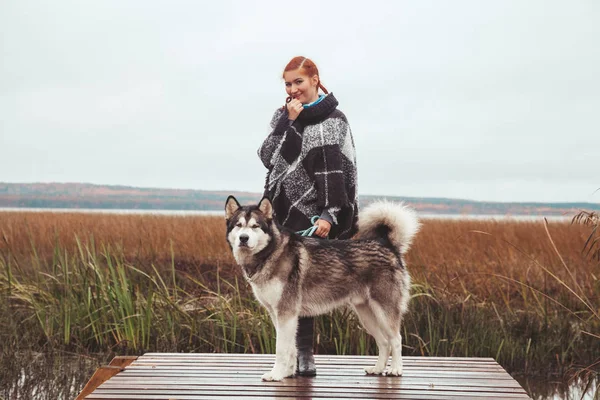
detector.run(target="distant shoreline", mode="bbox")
[1,182,597,217]
[0,207,571,221]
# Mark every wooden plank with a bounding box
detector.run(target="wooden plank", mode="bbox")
[98,382,527,393]
[135,356,501,363]
[138,356,496,362]
[80,353,530,399]
[142,353,497,362]
[114,369,514,379]
[109,355,139,368]
[102,380,523,393]
[131,360,504,368]
[87,389,530,400]
[105,379,523,392]
[87,390,530,400]
[124,364,506,372]
[87,397,526,400]
[102,377,523,387]
[121,369,509,378]
[103,377,524,388]
[76,366,123,400]
[125,360,506,369]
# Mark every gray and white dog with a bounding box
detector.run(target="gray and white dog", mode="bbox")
[225,196,420,381]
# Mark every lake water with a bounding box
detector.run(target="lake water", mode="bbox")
[0,207,572,222]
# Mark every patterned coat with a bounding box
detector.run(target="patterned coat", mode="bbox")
[258,93,358,239]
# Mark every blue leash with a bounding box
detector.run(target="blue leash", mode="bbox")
[297,216,321,237]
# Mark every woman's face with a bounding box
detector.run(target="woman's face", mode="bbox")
[283,69,319,104]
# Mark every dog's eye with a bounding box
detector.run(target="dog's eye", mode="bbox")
[251,225,260,229]
[235,223,242,228]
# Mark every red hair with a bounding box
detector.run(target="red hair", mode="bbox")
[283,56,329,94]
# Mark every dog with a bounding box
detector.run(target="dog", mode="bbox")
[224,196,420,381]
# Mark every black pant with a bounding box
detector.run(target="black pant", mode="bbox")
[296,316,314,351]
[295,229,328,354]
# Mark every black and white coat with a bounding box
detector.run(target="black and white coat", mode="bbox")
[258,93,358,239]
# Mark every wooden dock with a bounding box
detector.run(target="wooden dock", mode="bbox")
[78,353,531,399]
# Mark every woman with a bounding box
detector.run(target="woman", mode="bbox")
[258,56,359,376]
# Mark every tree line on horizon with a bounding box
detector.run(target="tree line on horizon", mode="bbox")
[0,182,598,215]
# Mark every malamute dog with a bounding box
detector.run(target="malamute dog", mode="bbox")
[225,196,420,381]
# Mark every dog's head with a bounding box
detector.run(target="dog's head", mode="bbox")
[225,196,274,261]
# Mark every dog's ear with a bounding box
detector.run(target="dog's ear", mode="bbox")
[225,196,241,220]
[258,197,273,220]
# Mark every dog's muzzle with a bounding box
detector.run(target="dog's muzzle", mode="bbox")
[239,234,250,247]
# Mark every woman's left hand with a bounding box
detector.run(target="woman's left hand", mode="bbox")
[314,219,331,238]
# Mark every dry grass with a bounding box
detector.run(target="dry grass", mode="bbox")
[1,211,596,302]
[0,212,232,267]
[411,218,598,307]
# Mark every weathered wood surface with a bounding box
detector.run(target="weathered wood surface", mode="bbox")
[82,353,531,399]
[77,356,140,400]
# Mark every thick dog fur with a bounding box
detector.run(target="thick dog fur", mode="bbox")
[225,196,420,381]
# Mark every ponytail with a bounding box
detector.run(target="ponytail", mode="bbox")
[318,81,329,95]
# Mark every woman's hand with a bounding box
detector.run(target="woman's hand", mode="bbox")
[314,219,331,238]
[287,98,303,121]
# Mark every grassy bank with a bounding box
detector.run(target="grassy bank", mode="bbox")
[0,211,598,378]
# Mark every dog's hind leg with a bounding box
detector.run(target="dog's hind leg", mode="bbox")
[372,301,404,377]
[385,331,403,376]
[261,314,298,381]
[353,303,390,375]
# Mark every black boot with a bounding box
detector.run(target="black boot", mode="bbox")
[296,316,317,377]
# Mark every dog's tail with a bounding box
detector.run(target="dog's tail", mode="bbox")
[357,201,420,255]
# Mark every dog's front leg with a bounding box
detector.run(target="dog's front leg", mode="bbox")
[261,314,298,381]
[264,304,277,329]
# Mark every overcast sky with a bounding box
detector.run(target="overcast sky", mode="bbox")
[1,1,598,203]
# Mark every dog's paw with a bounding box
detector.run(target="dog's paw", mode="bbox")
[261,368,290,381]
[261,371,278,381]
[384,367,403,376]
[364,366,385,375]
